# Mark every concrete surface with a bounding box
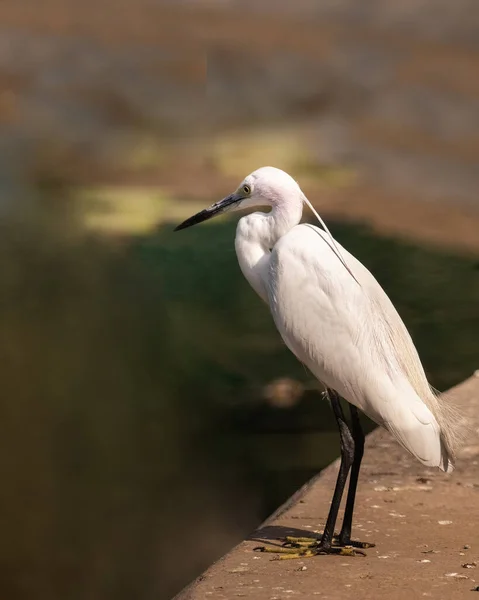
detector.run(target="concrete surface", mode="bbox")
[176,373,479,599]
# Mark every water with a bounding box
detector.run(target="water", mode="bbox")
[0,193,478,599]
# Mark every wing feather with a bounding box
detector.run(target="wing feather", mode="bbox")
[266,224,462,471]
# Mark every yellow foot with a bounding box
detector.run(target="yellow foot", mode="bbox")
[336,538,375,550]
[253,543,366,559]
[254,535,375,559]
[283,535,375,550]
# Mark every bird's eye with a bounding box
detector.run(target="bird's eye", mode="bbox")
[242,184,251,195]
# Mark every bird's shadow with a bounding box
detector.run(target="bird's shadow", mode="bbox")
[249,525,320,547]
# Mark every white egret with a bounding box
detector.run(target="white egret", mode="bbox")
[174,166,461,557]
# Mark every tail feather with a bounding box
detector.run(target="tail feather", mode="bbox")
[370,294,465,470]
[428,385,467,472]
[379,387,454,472]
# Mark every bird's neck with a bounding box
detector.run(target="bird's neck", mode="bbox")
[235,204,302,302]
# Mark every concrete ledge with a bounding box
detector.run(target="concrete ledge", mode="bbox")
[175,374,479,600]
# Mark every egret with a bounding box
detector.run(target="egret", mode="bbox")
[174,166,461,557]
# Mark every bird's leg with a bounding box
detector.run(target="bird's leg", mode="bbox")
[335,405,374,549]
[255,390,366,558]
[317,390,355,550]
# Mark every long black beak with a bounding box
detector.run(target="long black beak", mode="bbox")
[174,193,241,231]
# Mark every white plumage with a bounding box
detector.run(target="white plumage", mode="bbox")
[232,167,459,473]
[175,166,463,555]
[267,224,453,471]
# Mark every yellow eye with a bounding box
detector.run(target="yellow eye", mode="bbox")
[242,184,251,195]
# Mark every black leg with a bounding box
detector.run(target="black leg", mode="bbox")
[320,389,355,549]
[253,391,372,558]
[337,404,364,546]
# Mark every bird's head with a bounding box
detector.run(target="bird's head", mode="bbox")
[174,166,303,231]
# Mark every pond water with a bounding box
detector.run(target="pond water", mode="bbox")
[0,201,477,600]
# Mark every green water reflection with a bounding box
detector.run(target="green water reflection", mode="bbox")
[0,202,478,599]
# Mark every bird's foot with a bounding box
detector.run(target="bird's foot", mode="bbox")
[284,535,375,550]
[334,536,375,550]
[254,535,373,559]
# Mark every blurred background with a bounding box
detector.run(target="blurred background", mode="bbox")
[0,1,478,598]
